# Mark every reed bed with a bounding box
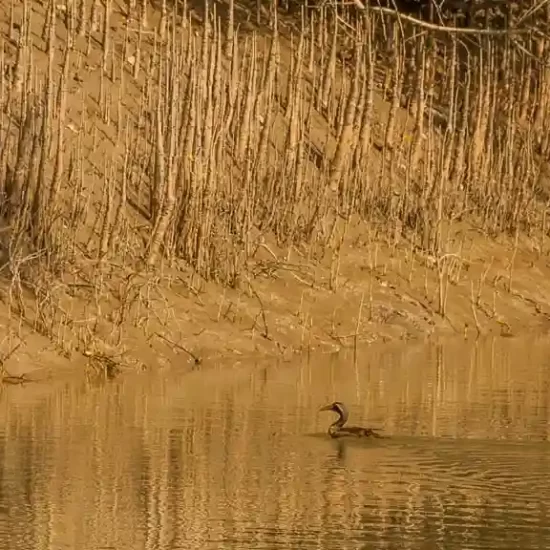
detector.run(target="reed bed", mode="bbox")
[0,0,548,354]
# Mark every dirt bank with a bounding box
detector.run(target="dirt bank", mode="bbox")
[1,1,550,381]
[3,223,550,381]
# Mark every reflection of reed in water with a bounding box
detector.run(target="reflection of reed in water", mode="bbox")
[0,337,549,549]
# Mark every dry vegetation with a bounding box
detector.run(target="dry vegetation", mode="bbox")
[1,0,550,377]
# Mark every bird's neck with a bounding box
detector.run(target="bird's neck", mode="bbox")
[329,409,348,433]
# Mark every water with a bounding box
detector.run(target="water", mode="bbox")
[0,337,549,549]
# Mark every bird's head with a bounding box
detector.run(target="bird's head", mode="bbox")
[319,401,347,416]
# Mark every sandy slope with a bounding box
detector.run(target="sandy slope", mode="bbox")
[1,0,550,382]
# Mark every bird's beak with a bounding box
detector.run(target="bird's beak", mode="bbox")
[319,404,332,412]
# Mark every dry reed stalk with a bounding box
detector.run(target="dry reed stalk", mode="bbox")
[470,280,482,336]
[329,24,360,203]
[224,0,234,58]
[49,35,73,228]
[107,124,130,256]
[253,18,278,183]
[147,27,180,266]
[318,15,337,111]
[408,34,426,175]
[506,228,520,293]
[353,14,374,209]
[99,159,115,258]
[383,21,403,152]
[236,36,257,163]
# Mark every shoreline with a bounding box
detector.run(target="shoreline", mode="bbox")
[3,230,550,388]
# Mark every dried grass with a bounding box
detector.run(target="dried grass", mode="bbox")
[0,0,548,356]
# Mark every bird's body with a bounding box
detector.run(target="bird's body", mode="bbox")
[319,401,383,439]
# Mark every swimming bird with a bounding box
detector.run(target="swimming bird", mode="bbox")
[319,401,383,439]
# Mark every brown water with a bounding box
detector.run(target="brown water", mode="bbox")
[0,337,549,550]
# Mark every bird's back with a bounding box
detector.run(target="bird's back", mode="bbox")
[330,425,384,439]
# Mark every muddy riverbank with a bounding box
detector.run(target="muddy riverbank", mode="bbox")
[2,2,550,379]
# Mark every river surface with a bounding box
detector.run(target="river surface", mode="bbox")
[0,337,549,549]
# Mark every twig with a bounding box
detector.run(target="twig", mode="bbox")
[470,281,482,337]
[1,373,30,385]
[246,279,270,339]
[154,332,202,365]
[0,342,22,370]
[354,5,539,36]
[353,291,365,353]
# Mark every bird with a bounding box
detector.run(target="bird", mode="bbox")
[319,401,384,439]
